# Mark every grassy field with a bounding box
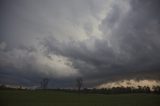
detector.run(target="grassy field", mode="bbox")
[0,90,160,106]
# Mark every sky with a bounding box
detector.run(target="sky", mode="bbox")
[0,0,160,88]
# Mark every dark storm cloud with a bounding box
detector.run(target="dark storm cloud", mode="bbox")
[43,0,160,85]
[0,0,160,87]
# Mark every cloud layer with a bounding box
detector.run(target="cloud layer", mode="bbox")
[0,0,160,88]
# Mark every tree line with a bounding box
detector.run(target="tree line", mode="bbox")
[0,77,160,94]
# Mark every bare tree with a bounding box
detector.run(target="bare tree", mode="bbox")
[41,78,49,89]
[76,77,83,92]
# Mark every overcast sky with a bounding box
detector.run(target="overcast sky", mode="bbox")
[0,0,160,88]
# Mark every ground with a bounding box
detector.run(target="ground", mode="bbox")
[0,90,160,106]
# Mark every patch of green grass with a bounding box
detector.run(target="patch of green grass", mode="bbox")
[0,90,160,106]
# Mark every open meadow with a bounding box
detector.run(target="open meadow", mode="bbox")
[0,90,160,106]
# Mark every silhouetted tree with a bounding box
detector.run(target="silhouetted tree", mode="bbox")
[76,77,83,92]
[142,86,150,93]
[0,84,6,89]
[153,86,160,94]
[18,85,22,90]
[41,78,49,89]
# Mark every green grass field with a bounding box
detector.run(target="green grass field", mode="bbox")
[0,90,160,106]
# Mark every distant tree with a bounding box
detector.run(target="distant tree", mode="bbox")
[19,85,22,90]
[0,84,6,89]
[41,78,49,89]
[142,86,150,93]
[153,86,160,94]
[76,77,83,92]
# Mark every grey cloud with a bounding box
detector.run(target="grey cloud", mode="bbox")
[99,0,160,80]
[0,0,160,88]
[43,0,160,85]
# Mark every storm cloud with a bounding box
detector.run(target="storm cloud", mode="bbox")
[0,0,160,88]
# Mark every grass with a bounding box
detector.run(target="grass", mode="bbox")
[0,90,160,106]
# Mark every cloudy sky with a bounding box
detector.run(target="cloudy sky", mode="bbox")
[0,0,160,88]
